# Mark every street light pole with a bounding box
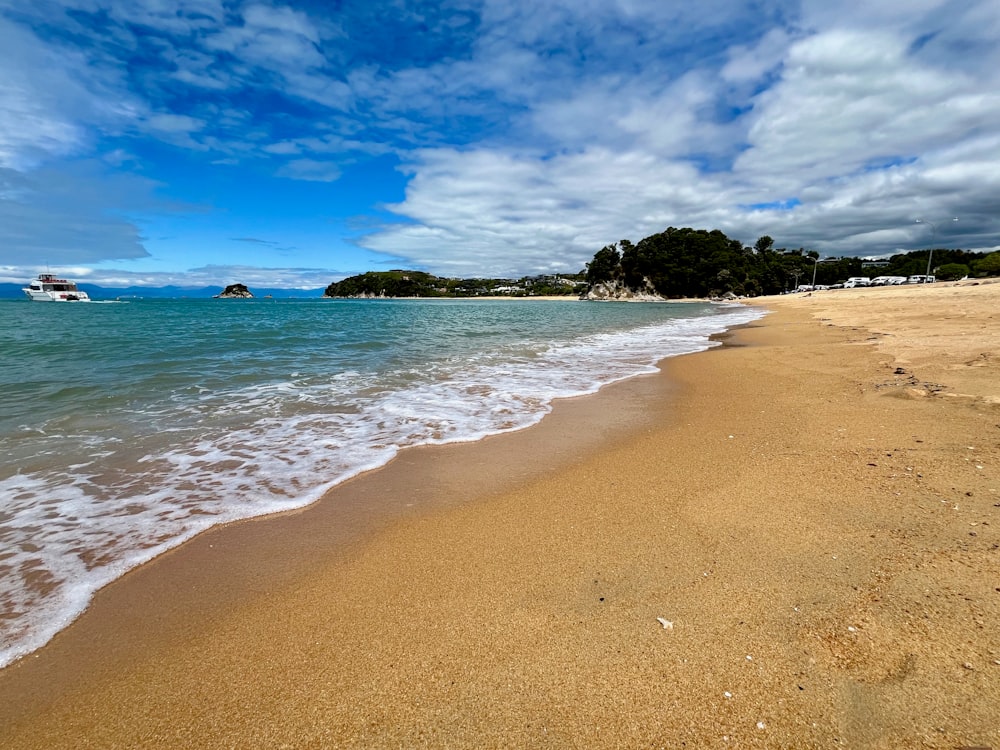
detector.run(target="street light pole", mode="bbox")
[811,255,820,288]
[915,217,958,277]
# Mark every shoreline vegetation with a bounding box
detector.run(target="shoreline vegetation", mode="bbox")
[2,281,998,747]
[317,228,1000,301]
[322,269,588,298]
[578,227,999,299]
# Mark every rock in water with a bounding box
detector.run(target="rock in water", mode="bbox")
[216,283,254,298]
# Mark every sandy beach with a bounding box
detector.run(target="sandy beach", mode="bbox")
[1,280,998,748]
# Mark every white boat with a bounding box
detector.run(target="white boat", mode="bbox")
[22,273,92,302]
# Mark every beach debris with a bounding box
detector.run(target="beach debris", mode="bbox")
[724,691,733,699]
[656,617,674,630]
[746,655,753,661]
[757,721,766,730]
[848,626,857,633]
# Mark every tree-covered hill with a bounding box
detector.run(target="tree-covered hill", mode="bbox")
[583,227,998,299]
[324,270,447,297]
[323,270,586,298]
[585,228,779,298]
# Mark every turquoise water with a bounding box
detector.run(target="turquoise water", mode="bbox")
[0,297,763,667]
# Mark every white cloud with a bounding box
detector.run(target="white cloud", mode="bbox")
[145,113,206,134]
[244,4,321,43]
[722,28,792,84]
[72,0,227,36]
[182,264,336,289]
[205,4,327,70]
[167,49,234,91]
[735,30,966,183]
[292,134,393,157]
[0,18,134,169]
[363,147,716,277]
[355,4,1000,274]
[263,141,302,155]
[275,159,342,182]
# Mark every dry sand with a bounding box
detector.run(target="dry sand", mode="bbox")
[1,280,998,748]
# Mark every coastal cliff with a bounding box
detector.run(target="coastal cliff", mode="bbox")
[579,278,665,301]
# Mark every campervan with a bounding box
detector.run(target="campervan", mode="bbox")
[844,277,871,288]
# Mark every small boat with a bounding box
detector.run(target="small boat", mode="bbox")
[22,273,92,302]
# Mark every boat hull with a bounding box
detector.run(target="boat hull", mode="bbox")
[22,274,92,302]
[23,290,91,301]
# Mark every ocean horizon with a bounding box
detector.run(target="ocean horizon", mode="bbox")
[0,297,764,668]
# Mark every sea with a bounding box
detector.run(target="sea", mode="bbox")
[0,296,764,668]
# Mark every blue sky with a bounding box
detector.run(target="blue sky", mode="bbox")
[2,0,999,289]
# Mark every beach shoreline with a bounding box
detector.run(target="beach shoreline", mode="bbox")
[1,282,998,748]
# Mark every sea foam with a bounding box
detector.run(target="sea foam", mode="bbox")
[0,299,763,667]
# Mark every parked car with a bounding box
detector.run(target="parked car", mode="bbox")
[906,275,936,284]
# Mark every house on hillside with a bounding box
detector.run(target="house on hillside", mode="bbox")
[861,259,891,269]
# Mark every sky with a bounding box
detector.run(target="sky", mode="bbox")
[1,0,999,289]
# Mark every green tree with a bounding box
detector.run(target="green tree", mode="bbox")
[972,252,1000,276]
[586,244,622,284]
[935,263,969,281]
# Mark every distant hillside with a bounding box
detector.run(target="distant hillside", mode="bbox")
[0,283,327,300]
[324,270,446,297]
[323,270,585,298]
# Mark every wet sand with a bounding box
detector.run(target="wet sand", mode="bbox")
[1,281,998,748]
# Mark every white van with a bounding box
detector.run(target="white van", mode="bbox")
[907,275,936,284]
[844,277,871,288]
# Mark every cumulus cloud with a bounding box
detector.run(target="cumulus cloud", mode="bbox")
[363,147,716,277]
[358,2,1000,274]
